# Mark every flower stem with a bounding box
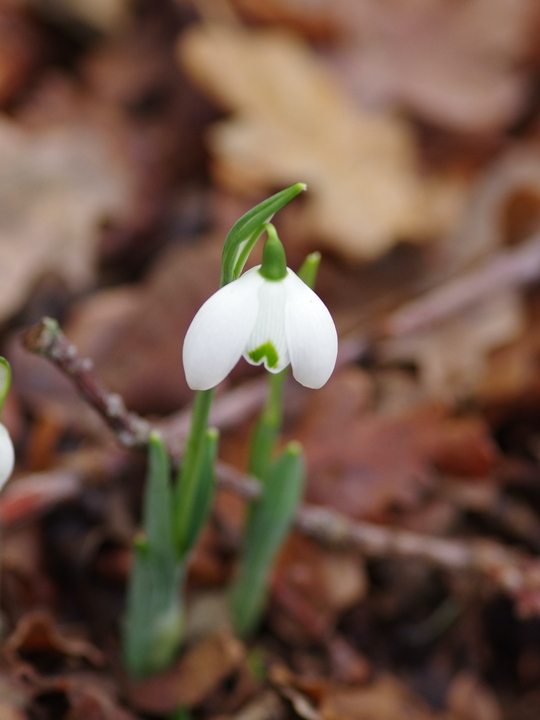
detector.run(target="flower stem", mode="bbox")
[174,388,214,556]
[249,369,287,479]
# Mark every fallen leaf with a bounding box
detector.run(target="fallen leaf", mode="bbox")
[0,2,44,105]
[178,24,464,260]
[21,0,132,32]
[294,368,498,520]
[4,610,105,673]
[125,628,245,714]
[381,290,525,400]
[19,671,139,720]
[230,0,339,41]
[320,674,440,720]
[330,0,537,133]
[446,672,502,720]
[0,117,132,322]
[233,0,538,132]
[271,532,367,640]
[380,147,540,399]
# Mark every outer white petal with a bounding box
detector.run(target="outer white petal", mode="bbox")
[244,279,290,373]
[0,423,14,490]
[284,271,338,389]
[183,268,264,390]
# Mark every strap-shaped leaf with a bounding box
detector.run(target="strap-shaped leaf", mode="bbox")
[123,538,184,676]
[220,183,306,287]
[178,427,219,559]
[229,442,305,637]
[143,432,175,561]
[123,432,183,676]
[0,358,11,416]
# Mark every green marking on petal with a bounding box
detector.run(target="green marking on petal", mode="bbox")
[248,342,279,368]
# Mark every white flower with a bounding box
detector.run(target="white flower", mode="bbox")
[0,423,14,490]
[183,266,338,391]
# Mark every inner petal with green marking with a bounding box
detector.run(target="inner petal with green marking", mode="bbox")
[248,341,279,369]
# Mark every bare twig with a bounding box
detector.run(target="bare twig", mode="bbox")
[22,317,540,614]
[22,318,152,448]
[384,233,540,338]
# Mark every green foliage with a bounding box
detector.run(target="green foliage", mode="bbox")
[230,442,305,637]
[123,433,184,676]
[178,427,219,558]
[220,183,306,287]
[0,357,11,416]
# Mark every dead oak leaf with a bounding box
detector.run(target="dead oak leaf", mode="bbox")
[0,117,131,322]
[227,0,537,132]
[178,24,463,260]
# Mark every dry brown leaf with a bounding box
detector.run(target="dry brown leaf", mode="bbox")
[21,0,132,32]
[4,610,106,671]
[320,674,440,720]
[294,368,498,520]
[125,628,245,714]
[382,290,525,400]
[330,0,537,133]
[178,24,463,260]
[0,117,132,322]
[231,0,537,132]
[446,672,502,720]
[0,3,44,105]
[379,148,540,399]
[271,533,367,640]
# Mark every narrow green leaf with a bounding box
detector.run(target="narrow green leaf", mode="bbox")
[220,183,306,287]
[297,251,321,289]
[174,389,214,555]
[123,540,184,676]
[0,358,11,416]
[179,427,219,558]
[144,431,175,560]
[230,442,305,637]
[123,432,184,676]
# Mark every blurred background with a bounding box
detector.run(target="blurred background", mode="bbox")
[1,1,540,718]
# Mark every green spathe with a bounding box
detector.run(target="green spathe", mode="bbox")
[258,224,287,281]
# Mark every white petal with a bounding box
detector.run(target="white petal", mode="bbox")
[244,277,290,373]
[183,268,264,390]
[284,271,338,389]
[0,423,14,490]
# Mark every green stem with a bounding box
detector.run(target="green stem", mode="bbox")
[249,368,287,480]
[174,388,214,554]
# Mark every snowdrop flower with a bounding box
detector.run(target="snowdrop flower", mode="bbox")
[183,230,337,391]
[0,423,14,490]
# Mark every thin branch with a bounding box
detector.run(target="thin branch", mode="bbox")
[22,317,540,614]
[22,318,152,448]
[384,233,540,338]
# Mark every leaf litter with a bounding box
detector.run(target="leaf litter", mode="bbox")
[1,1,540,719]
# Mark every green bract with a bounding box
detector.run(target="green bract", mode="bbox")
[220,183,306,287]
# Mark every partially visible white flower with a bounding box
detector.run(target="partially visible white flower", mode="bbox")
[0,423,14,490]
[183,266,338,391]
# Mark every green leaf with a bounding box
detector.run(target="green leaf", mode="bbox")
[220,183,306,287]
[179,427,219,559]
[123,538,184,676]
[0,358,11,416]
[144,432,175,561]
[123,432,184,676]
[297,251,321,289]
[229,442,305,637]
